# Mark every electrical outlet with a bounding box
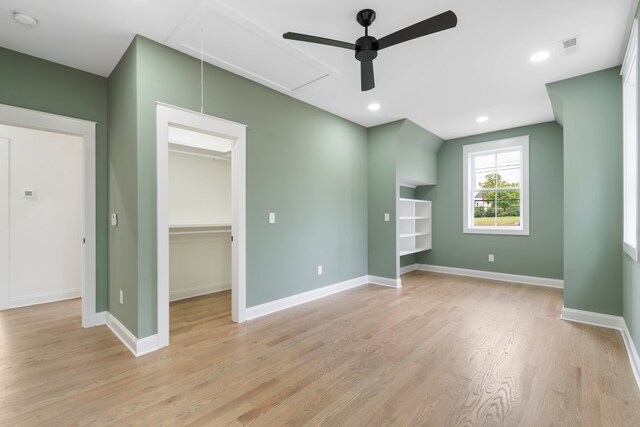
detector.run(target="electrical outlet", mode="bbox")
[488,254,495,262]
[384,213,390,222]
[269,212,276,224]
[119,290,124,304]
[111,213,118,226]
[317,265,323,275]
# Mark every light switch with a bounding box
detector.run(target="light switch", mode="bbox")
[111,213,118,226]
[269,213,276,224]
[384,213,390,222]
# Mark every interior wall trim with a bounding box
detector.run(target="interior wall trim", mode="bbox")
[106,313,160,358]
[622,320,640,392]
[368,275,402,288]
[245,275,369,321]
[95,311,107,326]
[170,282,230,302]
[399,264,418,275]
[416,264,564,289]
[561,306,640,392]
[8,289,80,309]
[560,306,624,329]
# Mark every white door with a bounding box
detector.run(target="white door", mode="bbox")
[0,124,83,309]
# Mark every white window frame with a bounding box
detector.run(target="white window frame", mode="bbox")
[622,19,639,261]
[463,136,529,236]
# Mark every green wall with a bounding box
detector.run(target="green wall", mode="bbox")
[623,3,640,356]
[416,122,564,280]
[367,121,401,279]
[0,47,109,312]
[547,67,623,316]
[111,37,368,337]
[107,41,140,335]
[399,186,416,199]
[397,120,443,186]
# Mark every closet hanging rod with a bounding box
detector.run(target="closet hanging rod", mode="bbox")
[169,230,231,236]
[168,148,231,161]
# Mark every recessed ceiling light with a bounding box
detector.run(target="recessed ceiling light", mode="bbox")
[13,11,38,28]
[530,51,550,62]
[368,103,381,111]
[476,116,488,123]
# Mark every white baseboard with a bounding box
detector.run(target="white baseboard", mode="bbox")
[170,282,230,302]
[8,289,81,309]
[560,306,624,329]
[95,311,107,326]
[245,275,369,321]
[400,264,417,275]
[106,313,160,357]
[416,264,564,289]
[560,306,640,391]
[621,321,640,392]
[368,275,402,288]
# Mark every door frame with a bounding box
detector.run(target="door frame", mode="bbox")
[0,103,97,327]
[156,103,247,349]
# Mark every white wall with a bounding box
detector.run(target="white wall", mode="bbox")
[169,231,231,301]
[168,151,231,225]
[0,124,83,308]
[168,150,232,301]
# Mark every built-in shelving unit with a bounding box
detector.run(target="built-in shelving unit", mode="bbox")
[399,198,432,256]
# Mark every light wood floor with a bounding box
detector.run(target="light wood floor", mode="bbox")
[1,272,639,426]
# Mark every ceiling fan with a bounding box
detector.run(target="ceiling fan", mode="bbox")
[283,9,458,91]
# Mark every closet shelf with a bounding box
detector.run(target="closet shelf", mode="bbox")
[169,223,231,236]
[169,223,231,229]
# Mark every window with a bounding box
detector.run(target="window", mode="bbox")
[463,136,529,235]
[623,19,639,261]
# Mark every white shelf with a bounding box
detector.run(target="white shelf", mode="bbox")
[398,198,432,256]
[400,232,431,238]
[169,223,231,229]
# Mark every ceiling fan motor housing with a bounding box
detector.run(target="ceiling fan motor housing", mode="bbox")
[355,36,378,61]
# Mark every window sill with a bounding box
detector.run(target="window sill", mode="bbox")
[464,227,529,236]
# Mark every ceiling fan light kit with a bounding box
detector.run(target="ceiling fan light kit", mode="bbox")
[283,8,457,91]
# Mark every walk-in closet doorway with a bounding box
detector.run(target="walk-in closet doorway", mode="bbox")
[156,103,247,350]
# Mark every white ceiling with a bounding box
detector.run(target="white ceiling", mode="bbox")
[0,0,636,139]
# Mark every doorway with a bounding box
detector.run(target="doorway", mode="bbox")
[156,103,247,349]
[0,103,97,327]
[168,126,232,302]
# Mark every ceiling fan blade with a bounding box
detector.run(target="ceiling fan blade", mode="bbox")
[283,32,356,50]
[361,61,375,91]
[377,10,457,50]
